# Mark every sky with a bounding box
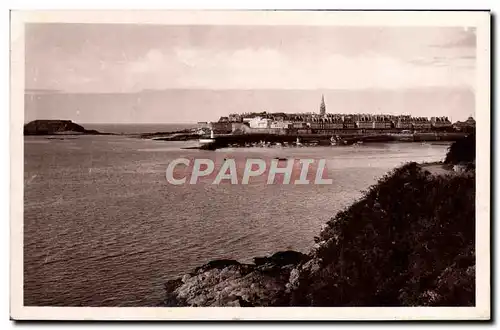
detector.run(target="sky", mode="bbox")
[24,24,476,123]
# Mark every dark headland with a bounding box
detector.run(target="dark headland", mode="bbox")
[23,120,109,136]
[162,133,476,307]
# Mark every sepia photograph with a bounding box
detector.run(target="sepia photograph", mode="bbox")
[10,10,490,320]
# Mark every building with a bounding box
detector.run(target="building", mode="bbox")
[197,127,210,135]
[395,115,412,129]
[372,115,393,129]
[324,118,344,130]
[269,114,286,122]
[270,121,292,129]
[343,115,356,129]
[197,121,209,129]
[308,118,320,130]
[453,116,476,132]
[248,116,272,129]
[203,109,460,135]
[292,122,308,129]
[209,121,232,133]
[465,116,476,127]
[228,114,243,122]
[356,115,373,129]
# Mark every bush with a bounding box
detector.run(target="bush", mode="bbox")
[291,163,475,306]
[444,133,475,164]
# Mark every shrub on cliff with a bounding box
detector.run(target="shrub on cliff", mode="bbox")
[292,162,475,306]
[444,133,475,164]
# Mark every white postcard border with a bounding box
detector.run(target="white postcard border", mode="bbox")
[10,10,491,321]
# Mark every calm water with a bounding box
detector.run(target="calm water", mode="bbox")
[24,135,450,306]
[82,123,197,134]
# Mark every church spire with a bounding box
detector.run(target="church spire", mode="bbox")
[319,94,326,116]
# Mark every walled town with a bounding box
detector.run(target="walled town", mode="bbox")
[197,95,476,137]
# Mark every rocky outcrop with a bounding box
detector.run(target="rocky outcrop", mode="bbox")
[444,133,475,165]
[289,163,475,306]
[23,120,102,135]
[162,161,476,307]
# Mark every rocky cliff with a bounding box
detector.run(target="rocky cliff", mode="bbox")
[23,120,101,135]
[162,162,475,307]
[291,162,475,306]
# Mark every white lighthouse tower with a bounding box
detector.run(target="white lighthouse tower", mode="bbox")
[319,94,326,117]
[199,129,215,144]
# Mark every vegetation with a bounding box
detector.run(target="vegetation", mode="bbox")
[23,120,102,135]
[290,163,475,306]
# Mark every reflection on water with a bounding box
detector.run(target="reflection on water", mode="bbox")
[23,135,450,306]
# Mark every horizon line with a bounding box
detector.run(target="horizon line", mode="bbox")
[24,86,475,95]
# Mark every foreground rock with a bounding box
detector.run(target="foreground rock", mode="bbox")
[291,162,475,306]
[24,120,103,135]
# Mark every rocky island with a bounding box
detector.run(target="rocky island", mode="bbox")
[23,120,104,136]
[162,134,476,307]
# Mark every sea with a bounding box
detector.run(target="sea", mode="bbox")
[23,128,451,306]
[82,123,198,134]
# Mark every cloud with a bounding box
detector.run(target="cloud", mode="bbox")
[431,29,476,48]
[409,55,475,69]
[24,25,477,93]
